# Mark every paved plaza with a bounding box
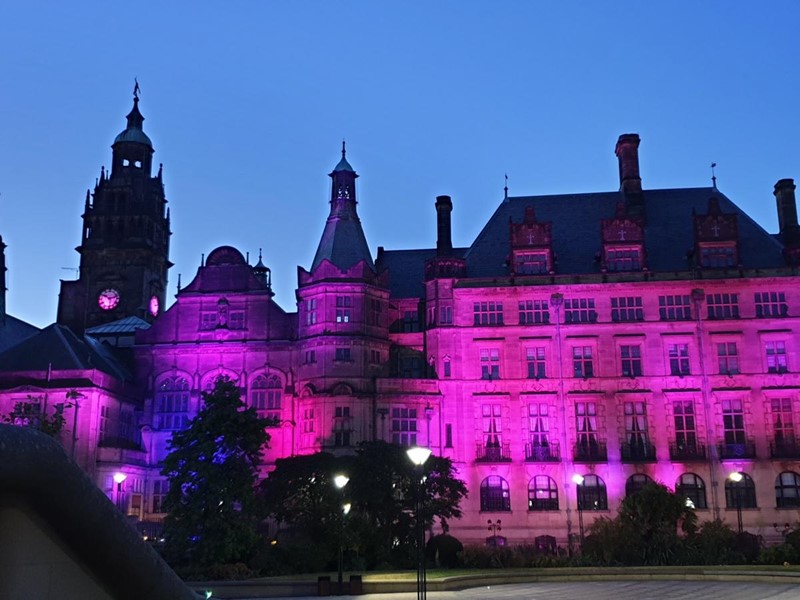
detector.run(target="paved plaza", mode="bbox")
[258,581,800,600]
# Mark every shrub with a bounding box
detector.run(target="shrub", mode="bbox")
[205,563,254,580]
[758,543,800,565]
[426,534,464,568]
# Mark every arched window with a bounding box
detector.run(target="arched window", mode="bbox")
[577,474,607,510]
[776,472,800,508]
[725,472,757,508]
[250,375,282,423]
[154,377,190,430]
[676,473,707,509]
[625,473,653,497]
[480,475,511,512]
[528,475,559,511]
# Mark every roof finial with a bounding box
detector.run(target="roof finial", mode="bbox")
[710,162,717,189]
[259,247,263,260]
[177,273,182,292]
[342,138,346,159]
[504,173,509,201]
[133,77,140,101]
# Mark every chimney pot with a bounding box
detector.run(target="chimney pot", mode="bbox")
[615,133,642,195]
[774,178,798,234]
[435,195,453,255]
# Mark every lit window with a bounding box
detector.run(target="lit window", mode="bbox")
[725,472,756,508]
[576,474,608,510]
[306,298,317,325]
[480,475,511,511]
[481,404,504,460]
[336,296,352,323]
[528,475,558,511]
[676,473,707,509]
[766,341,788,373]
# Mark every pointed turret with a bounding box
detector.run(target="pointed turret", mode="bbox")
[310,143,375,272]
[110,93,154,178]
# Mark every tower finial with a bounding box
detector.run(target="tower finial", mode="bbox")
[177,273,182,292]
[342,139,346,159]
[711,162,717,189]
[504,173,509,201]
[259,247,263,260]
[133,77,140,101]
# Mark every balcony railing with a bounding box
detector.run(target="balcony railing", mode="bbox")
[621,441,657,462]
[573,440,607,462]
[476,442,512,463]
[525,441,561,462]
[669,441,707,461]
[718,440,756,460]
[770,440,800,459]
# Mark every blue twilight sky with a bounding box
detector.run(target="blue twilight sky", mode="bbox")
[1,2,799,328]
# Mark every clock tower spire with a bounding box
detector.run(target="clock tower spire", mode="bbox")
[57,89,172,333]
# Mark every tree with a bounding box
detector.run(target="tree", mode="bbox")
[584,482,696,565]
[161,377,271,569]
[258,442,468,570]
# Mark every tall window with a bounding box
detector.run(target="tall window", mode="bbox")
[673,400,698,456]
[526,347,546,379]
[722,398,746,448]
[368,298,382,326]
[402,310,421,332]
[99,405,111,442]
[717,342,739,374]
[152,479,169,514]
[725,473,756,508]
[335,296,352,323]
[480,349,500,379]
[606,248,641,271]
[443,357,451,378]
[659,295,691,320]
[575,402,598,450]
[480,475,511,511]
[776,472,800,508]
[439,305,453,325]
[518,299,549,325]
[482,404,503,456]
[766,341,788,373]
[572,346,594,378]
[771,398,795,450]
[620,345,643,377]
[577,474,608,510]
[154,377,190,430]
[391,407,417,446]
[611,297,644,322]
[334,406,351,447]
[250,375,281,423]
[474,301,504,326]
[676,473,707,509]
[302,407,315,447]
[564,298,597,323]
[625,474,653,496]
[528,475,558,511]
[624,401,650,450]
[707,293,739,319]
[668,343,691,375]
[528,403,550,455]
[755,291,788,318]
[306,298,317,325]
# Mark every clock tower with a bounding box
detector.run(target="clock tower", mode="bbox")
[57,91,171,333]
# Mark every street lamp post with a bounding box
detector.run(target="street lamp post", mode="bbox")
[571,474,585,549]
[406,446,432,600]
[333,474,349,594]
[487,519,502,545]
[113,472,127,512]
[728,471,744,534]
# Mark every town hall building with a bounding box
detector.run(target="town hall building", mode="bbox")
[2,94,800,548]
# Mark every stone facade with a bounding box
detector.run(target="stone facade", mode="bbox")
[2,100,800,548]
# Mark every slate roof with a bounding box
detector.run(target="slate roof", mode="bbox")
[0,323,132,381]
[310,208,375,272]
[0,315,40,354]
[377,187,787,299]
[85,315,150,335]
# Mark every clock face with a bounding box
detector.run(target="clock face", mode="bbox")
[98,288,120,310]
[149,295,160,317]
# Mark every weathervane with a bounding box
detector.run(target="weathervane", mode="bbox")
[504,173,509,201]
[133,78,141,100]
[711,162,717,189]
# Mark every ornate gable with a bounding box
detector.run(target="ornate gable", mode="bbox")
[508,206,554,274]
[600,202,645,271]
[693,197,739,268]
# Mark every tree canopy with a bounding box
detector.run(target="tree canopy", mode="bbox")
[161,377,272,568]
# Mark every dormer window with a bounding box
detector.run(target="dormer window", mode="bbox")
[605,247,642,272]
[514,251,549,275]
[699,243,737,268]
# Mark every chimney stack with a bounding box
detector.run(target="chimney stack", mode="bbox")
[435,195,453,255]
[615,134,642,195]
[774,178,798,234]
